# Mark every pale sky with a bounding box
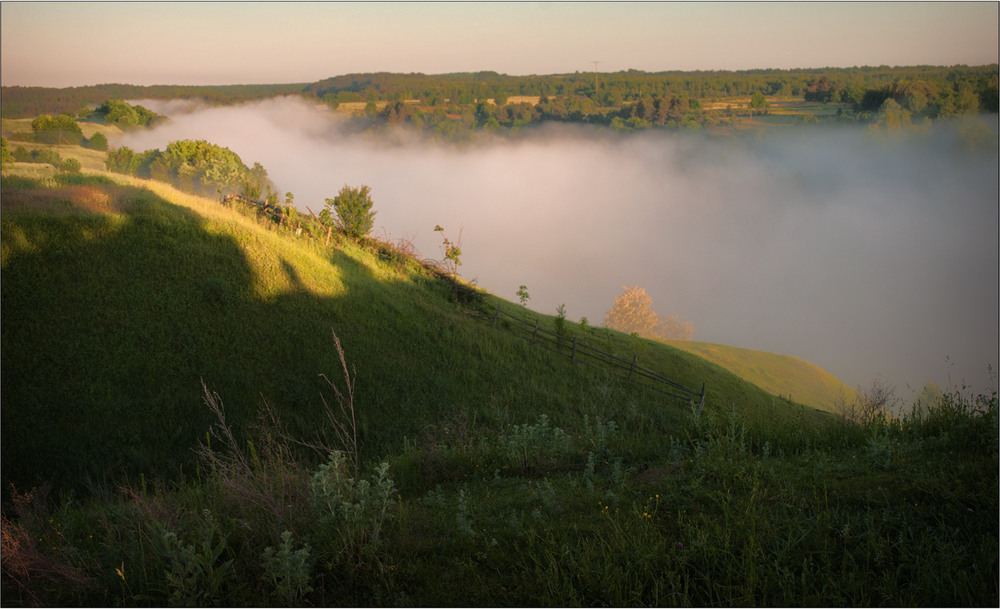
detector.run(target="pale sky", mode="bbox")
[2,1,998,87]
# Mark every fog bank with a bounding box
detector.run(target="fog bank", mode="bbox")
[115,97,999,397]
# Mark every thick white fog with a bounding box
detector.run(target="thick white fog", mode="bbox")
[115,97,999,397]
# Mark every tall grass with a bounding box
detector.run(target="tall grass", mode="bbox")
[2,350,995,606]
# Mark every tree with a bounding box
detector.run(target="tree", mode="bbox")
[95,99,162,129]
[86,131,108,151]
[31,114,83,145]
[749,91,768,111]
[869,98,912,132]
[240,161,272,200]
[324,185,377,239]
[604,285,694,340]
[604,286,660,337]
[0,137,12,170]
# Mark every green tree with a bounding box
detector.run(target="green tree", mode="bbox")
[86,131,108,151]
[95,99,163,129]
[869,98,912,132]
[324,185,377,239]
[240,161,272,200]
[105,146,136,174]
[0,137,12,170]
[31,114,83,145]
[749,91,768,110]
[162,140,249,195]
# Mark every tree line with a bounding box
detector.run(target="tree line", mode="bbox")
[0,83,307,119]
[4,66,995,123]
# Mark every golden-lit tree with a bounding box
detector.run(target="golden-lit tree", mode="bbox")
[604,285,658,336]
[604,285,693,341]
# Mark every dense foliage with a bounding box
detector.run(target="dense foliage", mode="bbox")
[104,139,274,198]
[0,137,11,169]
[4,67,995,142]
[322,184,377,238]
[30,114,83,145]
[89,99,163,129]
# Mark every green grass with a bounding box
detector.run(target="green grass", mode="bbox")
[2,166,996,606]
[664,340,856,413]
[2,169,810,493]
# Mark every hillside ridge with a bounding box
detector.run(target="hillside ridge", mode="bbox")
[1,168,826,492]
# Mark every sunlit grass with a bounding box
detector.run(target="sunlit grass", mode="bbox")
[665,340,856,412]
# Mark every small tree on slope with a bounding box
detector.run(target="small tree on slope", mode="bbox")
[323,185,377,239]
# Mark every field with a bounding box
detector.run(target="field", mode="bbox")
[1,135,997,606]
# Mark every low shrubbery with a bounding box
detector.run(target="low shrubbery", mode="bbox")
[2,342,995,606]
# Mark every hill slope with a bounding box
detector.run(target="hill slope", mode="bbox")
[2,167,995,608]
[665,341,856,413]
[1,169,825,492]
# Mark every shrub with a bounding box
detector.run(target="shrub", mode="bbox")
[0,136,12,169]
[58,158,81,173]
[85,132,108,151]
[309,451,397,567]
[323,184,377,239]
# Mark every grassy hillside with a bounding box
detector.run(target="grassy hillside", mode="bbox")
[665,340,856,413]
[1,168,818,493]
[1,163,996,607]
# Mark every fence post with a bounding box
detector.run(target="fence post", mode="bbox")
[628,354,637,381]
[492,304,501,326]
[531,320,539,345]
[571,337,577,362]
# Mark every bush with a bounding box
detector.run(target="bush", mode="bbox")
[0,136,12,169]
[323,185,377,239]
[58,158,81,173]
[31,114,83,146]
[85,132,108,151]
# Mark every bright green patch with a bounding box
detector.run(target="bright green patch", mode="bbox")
[665,340,856,412]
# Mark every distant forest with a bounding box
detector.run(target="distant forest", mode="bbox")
[4,66,997,143]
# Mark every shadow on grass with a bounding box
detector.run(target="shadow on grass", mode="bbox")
[2,179,665,495]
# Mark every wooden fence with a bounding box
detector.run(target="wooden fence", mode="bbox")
[486,305,705,407]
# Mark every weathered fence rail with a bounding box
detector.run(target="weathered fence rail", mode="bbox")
[485,305,705,406]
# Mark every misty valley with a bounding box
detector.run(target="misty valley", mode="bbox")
[1,69,997,606]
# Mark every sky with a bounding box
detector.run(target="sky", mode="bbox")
[2,1,998,87]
